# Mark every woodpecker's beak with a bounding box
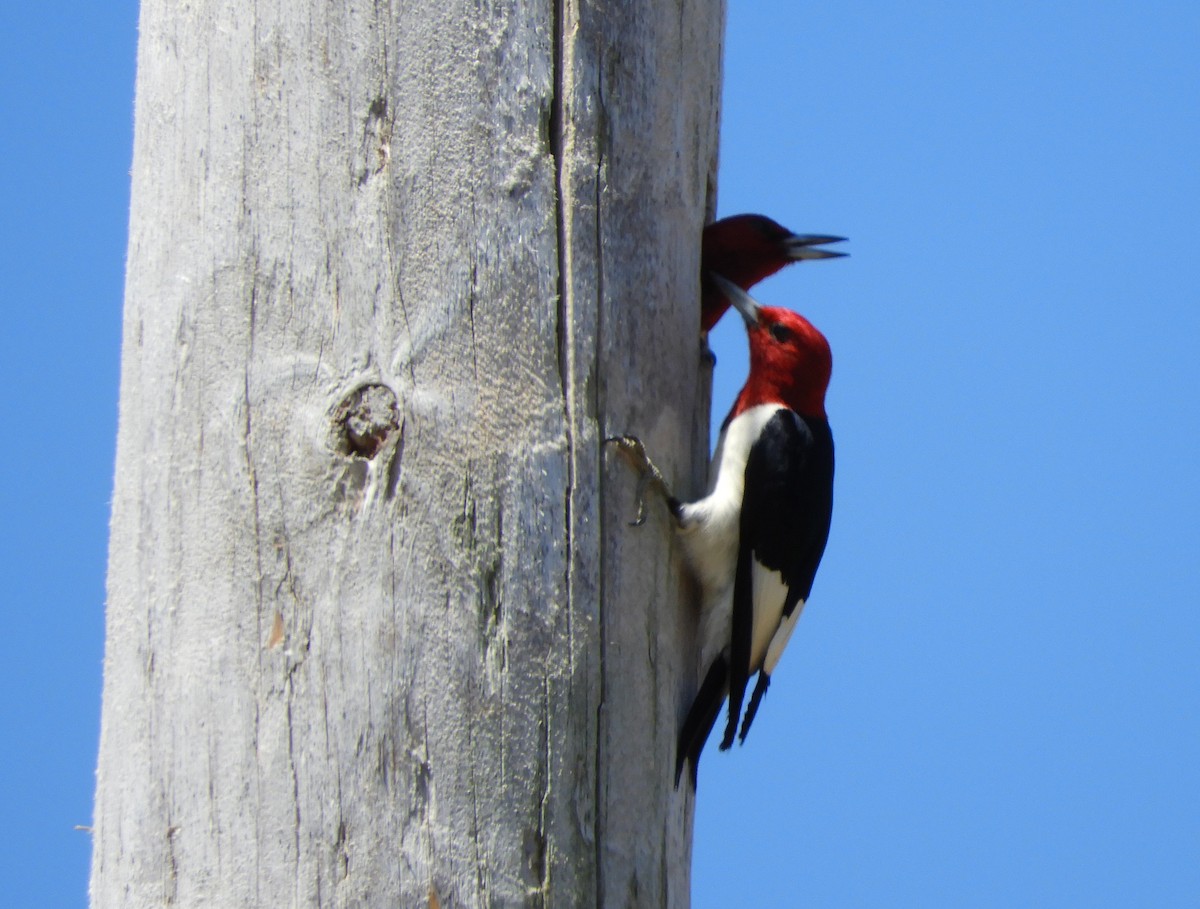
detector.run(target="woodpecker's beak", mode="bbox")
[710,273,762,327]
[783,234,847,261]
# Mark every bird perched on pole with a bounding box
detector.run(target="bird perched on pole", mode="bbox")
[701,214,846,333]
[609,275,836,788]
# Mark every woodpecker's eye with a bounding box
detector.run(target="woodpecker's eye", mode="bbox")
[769,323,792,343]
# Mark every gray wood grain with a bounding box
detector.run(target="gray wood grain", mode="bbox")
[93,2,723,906]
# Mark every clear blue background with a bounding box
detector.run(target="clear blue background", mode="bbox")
[3,2,1197,906]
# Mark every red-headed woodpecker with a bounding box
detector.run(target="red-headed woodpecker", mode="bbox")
[609,275,835,788]
[701,214,846,333]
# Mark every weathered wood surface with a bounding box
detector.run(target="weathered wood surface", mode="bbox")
[93,1,723,906]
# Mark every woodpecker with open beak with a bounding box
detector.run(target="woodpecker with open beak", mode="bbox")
[610,275,835,788]
[701,214,845,333]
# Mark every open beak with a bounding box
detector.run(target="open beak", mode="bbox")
[709,274,762,327]
[783,234,848,261]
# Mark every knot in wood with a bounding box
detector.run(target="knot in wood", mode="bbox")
[334,383,399,459]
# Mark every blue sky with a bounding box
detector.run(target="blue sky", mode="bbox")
[3,2,1198,906]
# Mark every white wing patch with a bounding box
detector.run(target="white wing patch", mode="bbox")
[749,558,788,670]
[748,559,808,674]
[763,597,806,675]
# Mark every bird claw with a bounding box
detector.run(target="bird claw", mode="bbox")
[604,435,674,527]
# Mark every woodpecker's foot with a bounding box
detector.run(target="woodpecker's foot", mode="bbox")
[604,435,680,526]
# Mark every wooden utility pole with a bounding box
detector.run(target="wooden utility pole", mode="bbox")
[92,1,724,906]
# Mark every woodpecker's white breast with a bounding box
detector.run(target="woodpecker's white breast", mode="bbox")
[675,403,783,671]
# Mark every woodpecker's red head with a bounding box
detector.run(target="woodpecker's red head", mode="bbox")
[711,274,832,419]
[700,214,846,332]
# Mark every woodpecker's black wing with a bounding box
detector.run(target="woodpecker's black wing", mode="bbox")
[721,408,834,749]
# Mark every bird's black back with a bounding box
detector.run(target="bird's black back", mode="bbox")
[724,408,834,749]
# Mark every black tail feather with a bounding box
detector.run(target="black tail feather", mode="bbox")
[675,656,728,789]
[738,671,770,743]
